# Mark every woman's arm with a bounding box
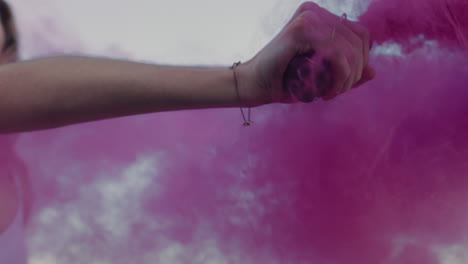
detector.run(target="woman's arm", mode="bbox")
[0,2,376,134]
[0,56,261,133]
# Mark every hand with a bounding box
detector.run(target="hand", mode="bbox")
[238,2,376,105]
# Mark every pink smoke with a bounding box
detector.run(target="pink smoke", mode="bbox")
[2,0,468,263]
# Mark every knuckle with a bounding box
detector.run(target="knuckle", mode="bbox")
[352,34,363,50]
[352,57,362,79]
[352,59,363,82]
[298,10,317,22]
[290,20,307,41]
[355,65,363,81]
[360,29,370,46]
[340,59,352,78]
[291,13,314,38]
[331,52,351,80]
[355,23,370,42]
[298,2,319,13]
[353,45,365,68]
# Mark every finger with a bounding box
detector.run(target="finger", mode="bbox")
[341,64,355,94]
[341,39,363,90]
[285,2,321,28]
[329,40,360,96]
[295,7,364,96]
[288,10,334,52]
[352,65,376,88]
[342,20,371,67]
[322,50,351,100]
[285,7,360,100]
[290,1,365,64]
[326,32,363,93]
[315,12,365,85]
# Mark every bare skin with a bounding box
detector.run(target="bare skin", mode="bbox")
[0,2,375,232]
[0,3,374,134]
[0,57,262,133]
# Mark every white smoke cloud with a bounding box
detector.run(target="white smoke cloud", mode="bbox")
[27,154,162,263]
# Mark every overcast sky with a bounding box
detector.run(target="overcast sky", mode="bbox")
[11,0,357,64]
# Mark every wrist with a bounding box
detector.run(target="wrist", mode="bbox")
[234,61,272,107]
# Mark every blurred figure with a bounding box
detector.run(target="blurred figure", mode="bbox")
[0,2,28,263]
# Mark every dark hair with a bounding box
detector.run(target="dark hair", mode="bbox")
[0,0,17,57]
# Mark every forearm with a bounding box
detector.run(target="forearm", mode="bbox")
[0,56,257,133]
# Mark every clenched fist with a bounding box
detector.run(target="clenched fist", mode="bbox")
[237,2,376,105]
